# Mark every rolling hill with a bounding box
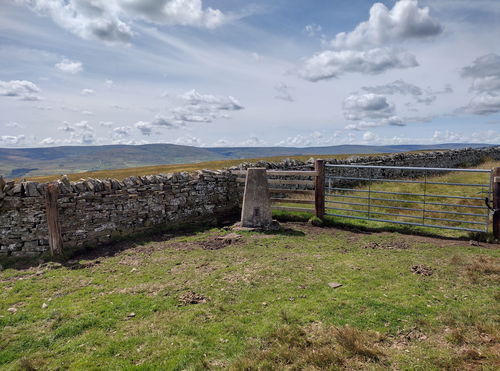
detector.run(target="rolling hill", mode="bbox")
[0,142,492,179]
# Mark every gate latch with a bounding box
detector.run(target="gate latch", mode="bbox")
[485,197,498,214]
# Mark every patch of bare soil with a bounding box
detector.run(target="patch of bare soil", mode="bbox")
[363,241,410,250]
[199,233,243,250]
[179,291,209,305]
[411,264,434,276]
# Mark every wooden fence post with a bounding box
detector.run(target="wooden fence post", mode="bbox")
[493,167,500,240]
[46,183,63,257]
[315,159,325,219]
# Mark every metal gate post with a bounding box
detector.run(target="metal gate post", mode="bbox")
[493,167,500,240]
[315,159,325,219]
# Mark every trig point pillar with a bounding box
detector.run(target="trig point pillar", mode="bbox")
[241,168,273,228]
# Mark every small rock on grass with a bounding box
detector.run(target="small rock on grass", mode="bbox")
[41,303,48,309]
[328,282,343,289]
[127,312,136,318]
[7,307,17,314]
[179,292,208,305]
[411,264,433,276]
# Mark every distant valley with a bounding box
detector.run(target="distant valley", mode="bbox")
[0,142,493,179]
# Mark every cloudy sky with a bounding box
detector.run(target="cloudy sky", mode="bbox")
[1,0,500,148]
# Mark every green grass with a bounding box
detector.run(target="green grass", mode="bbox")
[1,223,499,370]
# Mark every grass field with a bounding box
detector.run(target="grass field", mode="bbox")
[1,221,499,370]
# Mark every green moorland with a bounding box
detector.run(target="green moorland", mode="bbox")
[1,158,499,370]
[1,220,499,370]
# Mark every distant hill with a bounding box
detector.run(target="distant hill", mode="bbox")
[0,143,492,179]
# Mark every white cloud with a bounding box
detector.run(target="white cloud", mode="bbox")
[80,88,95,96]
[175,136,203,146]
[240,135,266,147]
[40,137,56,145]
[0,135,26,146]
[74,121,94,131]
[99,121,113,127]
[274,83,294,102]
[461,54,500,81]
[362,79,422,96]
[105,79,114,88]
[463,95,500,115]
[17,0,226,44]
[461,53,500,114]
[298,1,443,82]
[55,58,83,74]
[361,79,446,106]
[343,93,395,121]
[304,23,322,37]
[299,48,418,82]
[344,121,379,131]
[151,115,179,128]
[331,0,443,50]
[58,121,76,132]
[81,110,94,116]
[5,122,23,129]
[251,52,262,61]
[149,90,246,126]
[180,89,244,111]
[113,126,131,137]
[135,121,153,136]
[213,138,228,146]
[362,131,378,142]
[0,80,42,101]
[432,130,465,143]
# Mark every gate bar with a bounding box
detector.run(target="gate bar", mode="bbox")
[325,213,486,233]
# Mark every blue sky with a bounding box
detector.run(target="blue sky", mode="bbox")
[1,0,500,148]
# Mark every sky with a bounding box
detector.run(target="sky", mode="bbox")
[1,0,500,148]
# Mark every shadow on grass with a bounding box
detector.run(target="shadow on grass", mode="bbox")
[273,210,493,243]
[1,219,234,271]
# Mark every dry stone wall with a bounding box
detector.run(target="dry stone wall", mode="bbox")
[1,146,499,260]
[0,170,239,259]
[232,146,500,189]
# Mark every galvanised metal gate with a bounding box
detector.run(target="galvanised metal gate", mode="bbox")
[324,164,493,233]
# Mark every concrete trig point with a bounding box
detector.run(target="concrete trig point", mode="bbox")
[240,168,277,229]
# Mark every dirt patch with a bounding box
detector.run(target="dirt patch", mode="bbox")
[363,241,409,250]
[411,264,434,276]
[179,291,209,305]
[199,233,243,250]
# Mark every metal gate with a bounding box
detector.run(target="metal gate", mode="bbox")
[324,164,493,233]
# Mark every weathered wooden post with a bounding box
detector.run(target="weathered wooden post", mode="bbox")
[46,183,63,257]
[493,167,500,240]
[315,159,325,219]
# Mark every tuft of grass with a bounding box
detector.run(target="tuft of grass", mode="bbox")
[334,325,384,361]
[232,323,384,370]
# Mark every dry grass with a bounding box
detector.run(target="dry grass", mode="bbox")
[18,153,355,183]
[231,323,386,370]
